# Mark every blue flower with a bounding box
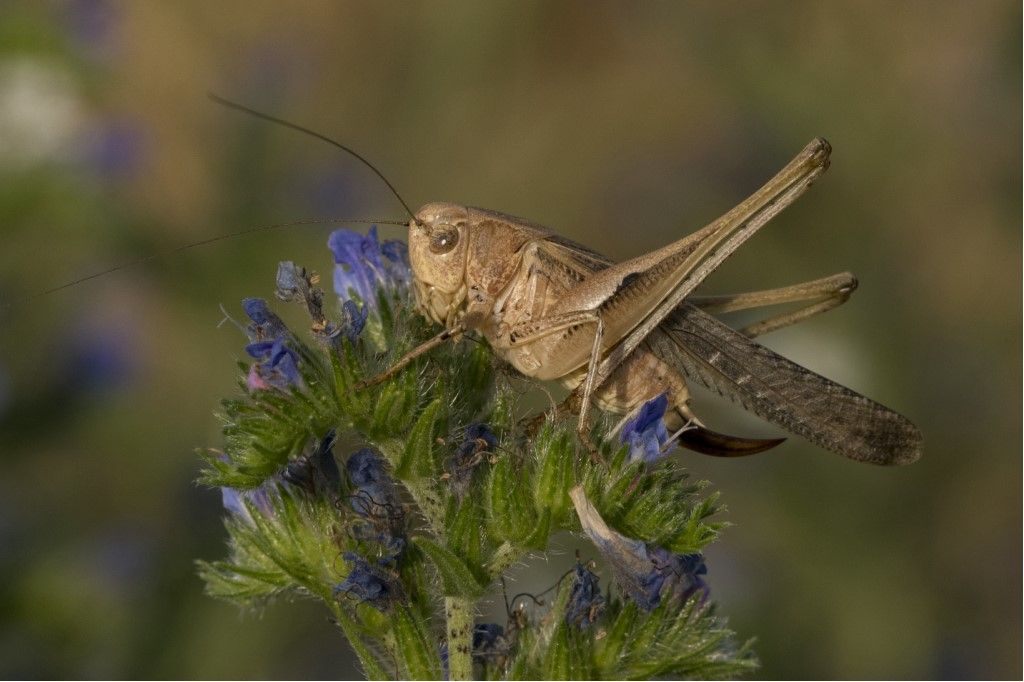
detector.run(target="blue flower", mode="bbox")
[447,423,498,499]
[334,552,402,612]
[341,299,368,341]
[245,338,301,390]
[647,546,709,605]
[241,298,301,390]
[242,297,290,341]
[462,423,498,452]
[620,394,672,463]
[346,448,401,519]
[282,431,341,496]
[570,486,707,611]
[327,226,411,309]
[565,562,605,628]
[379,238,411,288]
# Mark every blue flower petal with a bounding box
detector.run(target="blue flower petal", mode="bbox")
[327,227,412,312]
[335,552,401,612]
[241,297,290,340]
[620,394,672,463]
[328,228,382,305]
[565,563,605,628]
[346,448,401,520]
[342,299,369,340]
[242,311,301,390]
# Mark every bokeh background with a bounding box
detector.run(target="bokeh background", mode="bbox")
[0,1,1019,678]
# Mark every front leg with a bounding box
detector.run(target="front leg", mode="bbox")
[358,324,465,389]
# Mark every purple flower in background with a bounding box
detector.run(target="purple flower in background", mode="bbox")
[620,394,672,463]
[335,552,402,612]
[64,0,120,60]
[80,117,146,179]
[565,562,606,628]
[570,486,708,611]
[65,317,135,394]
[328,227,411,309]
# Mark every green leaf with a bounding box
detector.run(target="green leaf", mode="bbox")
[446,497,489,575]
[581,450,724,553]
[392,605,443,680]
[398,396,446,479]
[486,453,537,545]
[412,537,487,598]
[541,623,591,680]
[533,425,575,521]
[595,598,758,680]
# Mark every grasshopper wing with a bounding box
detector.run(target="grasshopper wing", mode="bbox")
[652,303,922,465]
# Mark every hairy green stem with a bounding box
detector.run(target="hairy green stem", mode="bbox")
[445,596,474,681]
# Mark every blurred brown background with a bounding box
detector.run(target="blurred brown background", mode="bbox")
[0,1,1019,678]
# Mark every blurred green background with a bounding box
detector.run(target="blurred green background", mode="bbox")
[0,1,1019,678]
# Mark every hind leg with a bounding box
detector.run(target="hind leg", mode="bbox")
[690,271,857,337]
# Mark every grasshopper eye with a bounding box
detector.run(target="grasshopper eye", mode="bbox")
[428,226,460,255]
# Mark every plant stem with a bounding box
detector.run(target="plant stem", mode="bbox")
[445,595,474,681]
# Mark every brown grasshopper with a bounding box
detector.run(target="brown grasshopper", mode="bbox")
[373,138,921,465]
[55,98,920,466]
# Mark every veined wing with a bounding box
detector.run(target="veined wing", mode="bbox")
[649,303,922,465]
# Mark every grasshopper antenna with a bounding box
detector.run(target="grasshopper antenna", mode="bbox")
[208,93,418,222]
[1,217,407,310]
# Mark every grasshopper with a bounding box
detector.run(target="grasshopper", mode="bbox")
[373,138,921,465]
[44,98,921,466]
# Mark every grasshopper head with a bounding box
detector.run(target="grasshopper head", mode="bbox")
[408,202,471,325]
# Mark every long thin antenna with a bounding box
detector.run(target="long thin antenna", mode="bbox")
[208,93,417,221]
[4,217,405,307]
